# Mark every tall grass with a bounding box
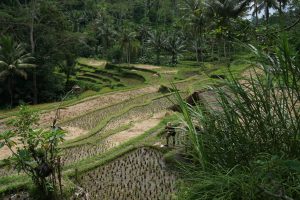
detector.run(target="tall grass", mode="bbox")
[175,36,300,199]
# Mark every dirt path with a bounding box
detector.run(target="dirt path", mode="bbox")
[106,112,166,146]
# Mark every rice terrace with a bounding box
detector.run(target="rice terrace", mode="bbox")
[0,0,299,200]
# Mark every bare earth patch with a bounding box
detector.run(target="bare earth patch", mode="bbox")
[106,112,166,146]
[0,146,13,160]
[0,138,22,160]
[62,126,88,141]
[160,70,178,74]
[80,59,107,68]
[133,64,161,70]
[241,67,264,79]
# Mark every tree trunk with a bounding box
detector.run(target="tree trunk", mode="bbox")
[172,52,176,66]
[211,40,214,59]
[8,77,13,107]
[223,39,227,58]
[279,1,283,16]
[265,1,270,24]
[128,42,131,65]
[156,50,160,65]
[217,43,221,59]
[65,73,70,89]
[195,41,199,63]
[30,0,37,104]
[254,0,259,25]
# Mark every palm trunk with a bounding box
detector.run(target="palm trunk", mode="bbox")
[279,1,283,16]
[8,77,13,107]
[156,50,160,65]
[223,38,227,58]
[195,40,199,63]
[126,46,129,65]
[254,0,259,25]
[128,42,131,65]
[172,52,176,66]
[265,1,270,24]
[65,73,70,89]
[30,1,37,104]
[211,40,215,59]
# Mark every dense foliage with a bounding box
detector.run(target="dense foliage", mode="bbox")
[0,0,299,107]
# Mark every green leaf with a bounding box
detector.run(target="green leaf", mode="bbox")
[1,130,15,139]
[284,160,300,172]
[0,142,4,148]
[17,149,30,160]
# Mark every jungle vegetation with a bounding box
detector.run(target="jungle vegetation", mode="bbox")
[0,0,298,107]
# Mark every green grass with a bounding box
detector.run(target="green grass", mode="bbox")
[209,62,251,78]
[175,38,300,199]
[77,58,106,68]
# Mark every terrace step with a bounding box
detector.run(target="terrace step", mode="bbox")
[83,73,112,83]
[74,148,176,200]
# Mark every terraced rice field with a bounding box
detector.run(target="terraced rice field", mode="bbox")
[62,95,178,164]
[0,60,209,198]
[38,86,159,127]
[72,148,176,200]
[73,60,157,91]
[61,92,160,131]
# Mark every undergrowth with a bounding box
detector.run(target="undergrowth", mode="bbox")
[175,36,300,199]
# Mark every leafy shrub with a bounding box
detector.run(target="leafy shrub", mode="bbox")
[0,106,65,199]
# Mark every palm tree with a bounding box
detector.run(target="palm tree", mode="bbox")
[0,36,35,106]
[59,56,76,89]
[136,25,149,58]
[207,0,250,18]
[165,32,186,66]
[147,30,166,65]
[251,0,286,24]
[277,0,289,15]
[96,23,116,57]
[251,0,262,25]
[119,29,137,65]
[254,0,278,23]
[191,38,204,63]
[95,11,116,57]
[182,0,208,62]
[207,0,250,58]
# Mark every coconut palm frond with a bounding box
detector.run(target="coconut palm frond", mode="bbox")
[18,63,36,68]
[15,69,27,79]
[0,70,9,80]
[0,61,8,68]
[0,35,35,79]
